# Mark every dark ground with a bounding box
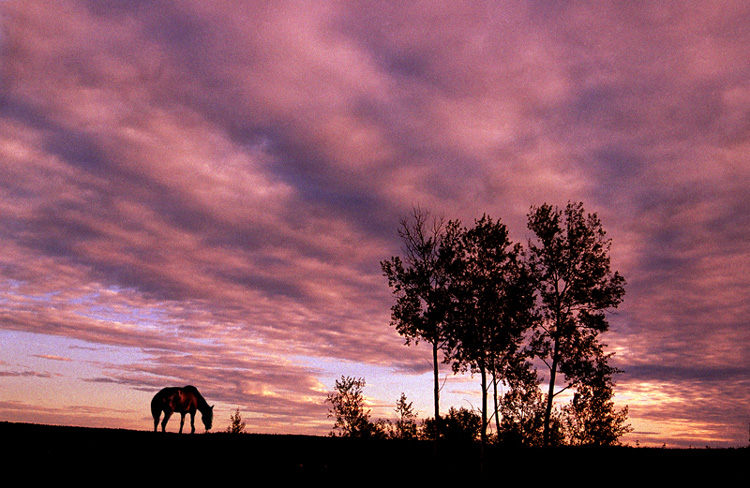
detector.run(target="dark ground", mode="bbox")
[3,421,746,482]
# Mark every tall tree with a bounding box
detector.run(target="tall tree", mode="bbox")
[381,207,453,444]
[526,202,626,446]
[442,215,535,447]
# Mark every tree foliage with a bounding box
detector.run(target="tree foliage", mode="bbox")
[422,406,482,443]
[526,201,626,445]
[226,407,246,434]
[381,207,453,441]
[562,356,633,446]
[392,392,419,440]
[497,358,547,446]
[326,376,381,438]
[441,215,536,446]
[380,201,630,450]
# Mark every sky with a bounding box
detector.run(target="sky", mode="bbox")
[1,1,749,448]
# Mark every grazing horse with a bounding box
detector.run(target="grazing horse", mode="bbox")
[151,385,214,434]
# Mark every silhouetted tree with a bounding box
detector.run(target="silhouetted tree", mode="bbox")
[441,215,535,447]
[422,406,482,443]
[497,358,545,446]
[226,407,246,434]
[326,376,381,438]
[382,207,453,444]
[562,355,632,446]
[526,202,626,446]
[495,357,569,446]
[392,392,418,440]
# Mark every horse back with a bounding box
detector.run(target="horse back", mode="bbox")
[152,386,199,414]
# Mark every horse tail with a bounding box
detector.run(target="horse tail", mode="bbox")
[151,388,170,418]
[151,389,166,431]
[150,395,160,418]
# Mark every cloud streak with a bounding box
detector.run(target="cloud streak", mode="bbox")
[1,1,749,446]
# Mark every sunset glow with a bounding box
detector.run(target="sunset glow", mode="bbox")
[1,1,749,448]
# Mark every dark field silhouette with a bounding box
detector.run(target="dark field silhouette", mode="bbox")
[3,421,744,482]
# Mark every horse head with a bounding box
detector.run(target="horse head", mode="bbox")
[202,405,214,431]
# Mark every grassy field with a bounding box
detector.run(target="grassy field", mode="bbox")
[3,421,745,482]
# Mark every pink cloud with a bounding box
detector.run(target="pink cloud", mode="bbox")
[1,1,749,445]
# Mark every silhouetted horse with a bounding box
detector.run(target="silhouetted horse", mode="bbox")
[151,385,214,434]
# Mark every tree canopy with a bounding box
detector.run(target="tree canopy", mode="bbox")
[381,207,453,443]
[526,202,627,445]
[381,201,629,449]
[441,215,536,445]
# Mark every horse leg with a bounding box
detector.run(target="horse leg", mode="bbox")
[153,412,160,432]
[179,412,186,434]
[190,412,196,434]
[161,411,172,433]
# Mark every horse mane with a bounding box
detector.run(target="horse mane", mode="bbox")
[183,385,211,415]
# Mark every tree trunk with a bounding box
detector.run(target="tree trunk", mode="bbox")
[432,339,440,451]
[544,299,563,447]
[480,364,488,445]
[543,338,560,446]
[480,364,487,473]
[492,366,501,436]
